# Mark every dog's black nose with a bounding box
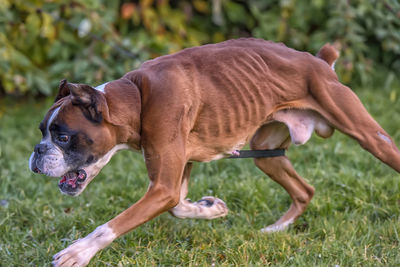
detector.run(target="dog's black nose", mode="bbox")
[34,143,48,155]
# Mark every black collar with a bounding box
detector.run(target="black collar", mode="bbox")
[227,149,285,159]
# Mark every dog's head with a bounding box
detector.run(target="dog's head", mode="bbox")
[29,80,134,196]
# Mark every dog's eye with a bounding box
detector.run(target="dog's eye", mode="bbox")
[57,135,70,143]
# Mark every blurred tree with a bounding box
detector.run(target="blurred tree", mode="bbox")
[0,0,399,97]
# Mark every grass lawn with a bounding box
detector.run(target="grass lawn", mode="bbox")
[1,85,400,266]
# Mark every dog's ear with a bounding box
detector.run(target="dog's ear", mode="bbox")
[69,83,95,105]
[54,79,70,102]
[69,83,108,124]
[54,80,108,123]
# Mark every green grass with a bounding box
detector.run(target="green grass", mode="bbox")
[1,86,400,266]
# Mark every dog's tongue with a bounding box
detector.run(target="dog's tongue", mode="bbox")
[59,170,86,188]
[59,172,78,188]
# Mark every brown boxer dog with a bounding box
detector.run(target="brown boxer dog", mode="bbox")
[29,39,400,266]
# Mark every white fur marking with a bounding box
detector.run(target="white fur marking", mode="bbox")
[378,131,391,144]
[331,60,336,70]
[52,223,116,266]
[41,107,60,144]
[261,218,294,233]
[33,107,69,177]
[210,153,225,161]
[171,197,228,219]
[147,180,154,191]
[209,141,246,161]
[28,152,34,170]
[80,144,130,189]
[94,82,109,93]
[88,144,129,172]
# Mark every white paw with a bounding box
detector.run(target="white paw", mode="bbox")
[52,224,116,267]
[52,239,98,267]
[170,196,229,219]
[260,219,293,233]
[195,196,229,219]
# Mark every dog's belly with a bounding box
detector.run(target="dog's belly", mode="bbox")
[186,107,334,162]
[186,117,269,162]
[187,136,249,162]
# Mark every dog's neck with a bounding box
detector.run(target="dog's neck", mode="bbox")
[101,75,142,150]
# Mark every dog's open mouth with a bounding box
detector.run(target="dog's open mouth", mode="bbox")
[58,169,87,195]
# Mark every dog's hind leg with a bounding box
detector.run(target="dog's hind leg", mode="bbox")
[309,80,400,173]
[169,162,228,219]
[250,121,315,232]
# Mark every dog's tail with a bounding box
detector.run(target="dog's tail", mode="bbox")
[316,43,339,70]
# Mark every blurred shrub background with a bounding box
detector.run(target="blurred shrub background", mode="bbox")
[1,0,399,97]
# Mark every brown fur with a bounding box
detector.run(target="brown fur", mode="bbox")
[49,38,400,265]
[316,43,339,67]
[109,39,400,234]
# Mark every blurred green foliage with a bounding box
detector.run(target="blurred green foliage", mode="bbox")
[0,0,399,96]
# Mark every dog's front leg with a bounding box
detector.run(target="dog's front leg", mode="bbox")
[52,151,185,267]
